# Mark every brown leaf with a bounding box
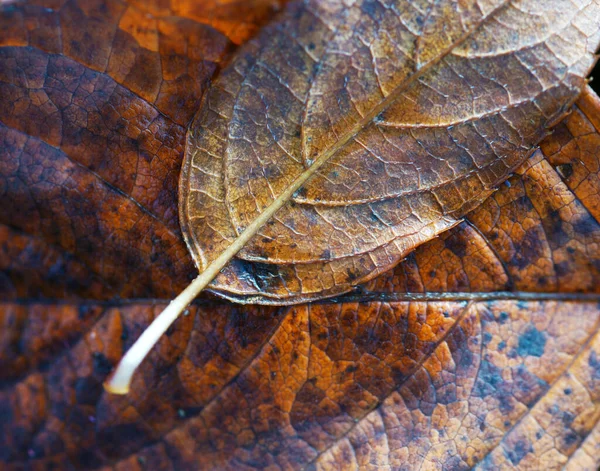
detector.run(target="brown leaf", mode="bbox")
[2,299,600,469]
[3,1,600,470]
[0,0,283,299]
[180,0,600,303]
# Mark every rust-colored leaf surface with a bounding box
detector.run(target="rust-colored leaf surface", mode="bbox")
[180,0,600,303]
[2,298,600,470]
[0,0,283,300]
[3,0,600,470]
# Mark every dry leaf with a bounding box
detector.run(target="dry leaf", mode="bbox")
[0,0,284,300]
[181,0,600,303]
[3,0,600,470]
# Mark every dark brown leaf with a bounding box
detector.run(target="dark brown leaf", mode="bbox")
[2,298,600,469]
[0,0,284,299]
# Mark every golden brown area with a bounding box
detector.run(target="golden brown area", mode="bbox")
[367,88,600,295]
[180,0,600,303]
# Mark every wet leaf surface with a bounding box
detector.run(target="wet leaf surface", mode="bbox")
[2,1,600,470]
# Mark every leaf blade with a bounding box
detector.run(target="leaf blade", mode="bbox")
[182,0,600,303]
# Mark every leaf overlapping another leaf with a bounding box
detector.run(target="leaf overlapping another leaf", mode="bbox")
[3,0,600,469]
[0,0,283,299]
[2,89,600,469]
[181,0,600,303]
[105,0,600,395]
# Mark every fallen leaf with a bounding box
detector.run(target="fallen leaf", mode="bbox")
[3,1,600,470]
[181,0,600,303]
[0,0,284,300]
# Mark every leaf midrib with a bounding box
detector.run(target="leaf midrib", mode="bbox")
[9,291,600,306]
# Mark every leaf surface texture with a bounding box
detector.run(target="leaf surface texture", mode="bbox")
[2,1,600,469]
[180,0,600,303]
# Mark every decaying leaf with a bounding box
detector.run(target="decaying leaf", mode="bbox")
[181,0,600,304]
[0,0,283,300]
[3,0,600,469]
[1,298,600,470]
